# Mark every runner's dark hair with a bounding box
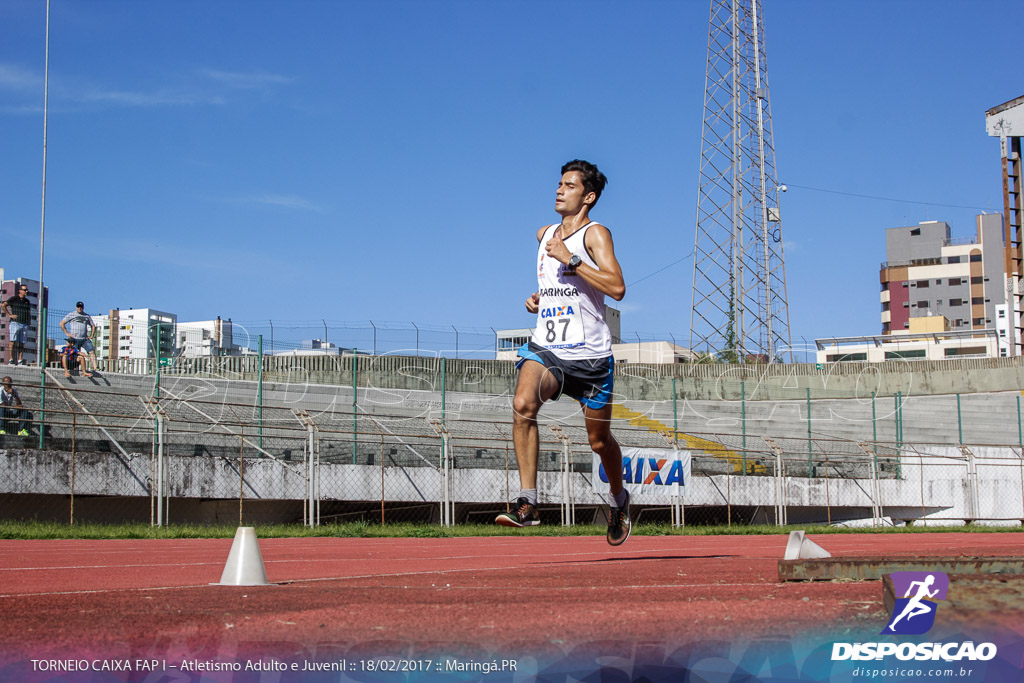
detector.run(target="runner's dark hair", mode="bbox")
[561,159,608,206]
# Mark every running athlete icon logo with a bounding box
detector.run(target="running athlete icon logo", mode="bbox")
[883,571,949,635]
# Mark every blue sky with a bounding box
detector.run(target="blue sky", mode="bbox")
[0,0,1018,354]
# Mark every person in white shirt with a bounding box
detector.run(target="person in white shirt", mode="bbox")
[60,302,98,378]
[496,160,631,545]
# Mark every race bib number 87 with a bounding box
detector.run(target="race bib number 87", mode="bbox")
[536,299,585,349]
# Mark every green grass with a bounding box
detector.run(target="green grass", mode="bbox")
[0,519,1019,540]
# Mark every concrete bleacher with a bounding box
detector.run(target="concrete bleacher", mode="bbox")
[2,363,1018,475]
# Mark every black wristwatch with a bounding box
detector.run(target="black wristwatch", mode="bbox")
[567,254,583,271]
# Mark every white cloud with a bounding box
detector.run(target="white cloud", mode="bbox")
[0,63,41,91]
[0,104,42,115]
[80,87,225,107]
[246,194,327,213]
[201,69,293,89]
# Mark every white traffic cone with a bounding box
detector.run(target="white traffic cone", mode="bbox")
[783,530,831,561]
[215,527,271,586]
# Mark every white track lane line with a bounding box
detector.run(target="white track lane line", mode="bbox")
[0,556,835,598]
[0,539,788,572]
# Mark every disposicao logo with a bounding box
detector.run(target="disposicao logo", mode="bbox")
[883,571,948,635]
[831,570,998,663]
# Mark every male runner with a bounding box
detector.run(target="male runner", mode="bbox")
[496,159,631,545]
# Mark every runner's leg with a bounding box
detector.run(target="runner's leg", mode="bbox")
[511,360,560,491]
[584,403,623,494]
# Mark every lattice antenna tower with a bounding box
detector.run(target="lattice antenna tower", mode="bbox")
[690,0,792,362]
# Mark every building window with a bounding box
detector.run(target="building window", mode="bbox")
[903,302,909,308]
[916,280,929,288]
[881,282,889,291]
[910,228,921,236]
[971,276,983,284]
[973,318,984,326]
[972,297,984,305]
[881,302,890,311]
[916,301,930,309]
[948,278,962,286]
[969,254,982,262]
[945,346,987,357]
[827,352,868,362]
[902,282,909,288]
[947,255,961,264]
[949,298,963,306]
[885,349,926,359]
[936,299,943,305]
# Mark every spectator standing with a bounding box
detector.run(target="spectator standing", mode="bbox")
[1,284,32,365]
[0,376,31,436]
[60,302,98,378]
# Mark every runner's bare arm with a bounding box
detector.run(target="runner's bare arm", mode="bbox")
[578,225,625,300]
[525,225,550,311]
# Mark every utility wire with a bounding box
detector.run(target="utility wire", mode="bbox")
[784,182,990,211]
[627,250,694,288]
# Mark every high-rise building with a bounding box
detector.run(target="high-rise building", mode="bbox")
[985,95,1023,355]
[0,269,49,364]
[94,308,176,360]
[177,317,240,357]
[880,215,1005,340]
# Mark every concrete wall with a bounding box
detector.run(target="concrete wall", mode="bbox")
[58,353,1024,401]
[3,445,1021,525]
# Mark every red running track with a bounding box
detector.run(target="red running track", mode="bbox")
[0,532,1021,661]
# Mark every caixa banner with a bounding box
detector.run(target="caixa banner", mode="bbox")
[593,447,691,496]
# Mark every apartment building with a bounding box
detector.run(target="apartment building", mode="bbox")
[176,317,240,357]
[880,215,1005,341]
[94,308,177,360]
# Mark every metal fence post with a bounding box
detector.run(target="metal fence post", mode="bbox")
[70,411,76,525]
[38,306,47,448]
[894,392,901,449]
[956,393,962,445]
[871,391,877,455]
[672,377,678,446]
[258,335,264,450]
[155,412,164,527]
[307,423,316,528]
[239,433,245,526]
[441,357,447,426]
[352,348,358,464]
[806,388,813,477]
[741,380,747,475]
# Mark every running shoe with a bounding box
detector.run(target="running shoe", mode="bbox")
[606,489,631,546]
[495,497,540,527]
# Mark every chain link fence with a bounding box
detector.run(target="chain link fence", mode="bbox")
[2,362,1023,528]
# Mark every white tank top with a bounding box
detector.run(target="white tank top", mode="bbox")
[530,223,613,360]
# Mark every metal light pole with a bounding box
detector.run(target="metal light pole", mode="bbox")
[37,0,50,367]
